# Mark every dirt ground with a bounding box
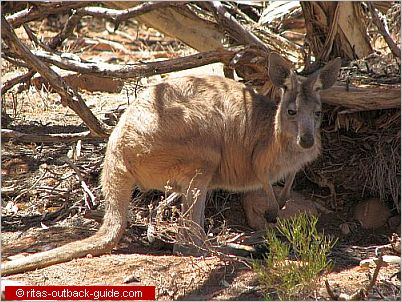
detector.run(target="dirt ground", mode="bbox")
[1,14,400,301]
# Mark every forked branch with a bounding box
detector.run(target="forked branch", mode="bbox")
[1,15,110,138]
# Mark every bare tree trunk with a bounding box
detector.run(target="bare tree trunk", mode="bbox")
[301,2,372,62]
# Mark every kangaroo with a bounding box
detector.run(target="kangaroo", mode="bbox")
[1,53,341,275]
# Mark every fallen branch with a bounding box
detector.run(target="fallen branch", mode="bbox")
[76,2,187,28]
[17,49,236,79]
[48,2,187,49]
[1,15,109,138]
[6,2,91,28]
[1,70,35,95]
[108,2,224,52]
[321,84,401,110]
[1,129,103,143]
[367,2,401,59]
[208,1,269,51]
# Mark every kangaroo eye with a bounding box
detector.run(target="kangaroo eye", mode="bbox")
[288,109,297,116]
[315,111,322,118]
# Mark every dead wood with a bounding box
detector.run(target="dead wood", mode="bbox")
[17,49,236,79]
[301,2,373,61]
[1,129,102,143]
[32,73,124,94]
[48,2,188,50]
[3,3,104,96]
[321,84,401,110]
[1,15,109,138]
[6,2,91,28]
[207,1,268,51]
[79,2,188,28]
[1,70,35,95]
[106,2,224,52]
[367,2,401,59]
[5,47,398,112]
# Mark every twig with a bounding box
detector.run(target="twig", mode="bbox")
[13,169,48,202]
[367,2,401,59]
[4,6,86,94]
[367,255,386,291]
[22,24,52,52]
[1,15,110,138]
[1,129,103,143]
[63,156,96,209]
[325,280,366,301]
[325,255,387,300]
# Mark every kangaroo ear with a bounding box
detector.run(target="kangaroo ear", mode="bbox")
[268,52,295,89]
[313,57,342,90]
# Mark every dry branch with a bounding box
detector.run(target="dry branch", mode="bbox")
[1,15,109,138]
[208,1,268,51]
[5,46,398,112]
[21,49,236,79]
[1,70,35,95]
[107,2,224,52]
[321,84,401,110]
[6,2,91,28]
[367,2,401,59]
[78,2,188,27]
[48,2,187,49]
[1,129,102,143]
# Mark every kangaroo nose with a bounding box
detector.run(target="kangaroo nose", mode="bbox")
[298,134,314,149]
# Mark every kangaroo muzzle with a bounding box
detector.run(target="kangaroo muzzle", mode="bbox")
[297,133,315,149]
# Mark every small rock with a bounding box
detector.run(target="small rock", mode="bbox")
[123,274,141,284]
[339,222,351,235]
[278,198,318,219]
[353,198,391,229]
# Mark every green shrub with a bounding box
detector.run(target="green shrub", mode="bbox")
[253,213,337,300]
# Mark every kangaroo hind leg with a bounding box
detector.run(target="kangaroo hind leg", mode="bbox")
[173,170,211,256]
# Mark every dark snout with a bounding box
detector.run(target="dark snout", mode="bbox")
[298,134,315,149]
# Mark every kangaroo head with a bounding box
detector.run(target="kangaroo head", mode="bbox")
[268,53,341,149]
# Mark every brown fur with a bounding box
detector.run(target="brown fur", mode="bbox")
[1,53,341,275]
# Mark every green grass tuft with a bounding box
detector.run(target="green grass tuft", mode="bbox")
[253,213,337,300]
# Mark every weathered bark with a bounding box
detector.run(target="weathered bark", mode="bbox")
[301,2,373,61]
[105,2,224,52]
[321,84,400,110]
